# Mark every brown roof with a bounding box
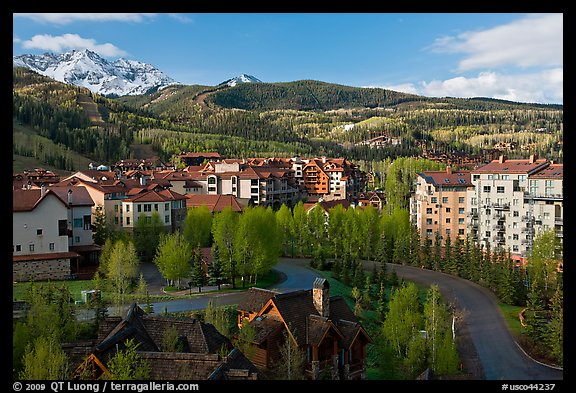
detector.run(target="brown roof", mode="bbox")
[123,189,187,203]
[13,251,81,263]
[418,170,473,187]
[13,186,94,212]
[238,288,278,313]
[529,163,563,179]
[185,194,243,212]
[473,157,549,174]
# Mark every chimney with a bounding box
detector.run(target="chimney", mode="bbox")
[499,155,506,164]
[529,153,538,164]
[67,189,73,204]
[446,165,452,175]
[312,277,330,318]
[40,183,46,196]
[322,156,327,164]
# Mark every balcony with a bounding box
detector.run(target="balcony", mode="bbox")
[492,202,510,210]
[492,224,506,231]
[524,192,562,201]
[554,218,563,226]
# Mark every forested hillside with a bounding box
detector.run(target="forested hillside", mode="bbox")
[13,67,563,178]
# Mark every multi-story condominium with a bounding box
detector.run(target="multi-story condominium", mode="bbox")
[185,161,302,208]
[121,188,188,233]
[302,157,366,201]
[466,154,562,263]
[13,186,98,281]
[410,166,472,245]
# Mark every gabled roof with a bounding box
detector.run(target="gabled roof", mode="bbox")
[185,194,243,212]
[529,163,563,179]
[123,188,187,203]
[418,170,473,187]
[238,287,278,314]
[13,186,94,212]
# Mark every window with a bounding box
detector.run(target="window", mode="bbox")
[251,187,259,194]
[15,245,21,252]
[513,245,519,252]
[36,228,43,236]
[473,175,480,181]
[114,205,118,212]
[426,218,432,225]
[138,204,142,212]
[446,218,451,224]
[165,215,170,223]
[73,218,82,228]
[485,231,491,238]
[459,197,465,204]
[49,243,55,250]
[487,175,494,180]
[446,208,451,213]
[431,197,437,203]
[251,179,258,186]
[513,234,519,240]
[458,229,465,235]
[208,186,216,192]
[442,197,449,203]
[154,204,158,211]
[126,205,130,212]
[84,215,91,230]
[497,186,505,193]
[445,229,451,235]
[486,209,491,215]
[29,244,34,251]
[513,211,519,217]
[513,222,518,229]
[518,175,526,182]
[459,208,464,214]
[426,229,433,236]
[165,203,169,211]
[483,186,491,193]
[58,220,67,236]
[513,199,519,206]
[459,218,465,225]
[471,197,477,205]
[208,177,216,185]
[543,212,550,219]
[501,175,509,180]
[426,208,432,214]
[144,204,152,212]
[74,236,80,244]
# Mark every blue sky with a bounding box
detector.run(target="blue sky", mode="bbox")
[13,13,563,104]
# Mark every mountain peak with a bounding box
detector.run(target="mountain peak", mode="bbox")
[13,50,179,97]
[221,74,262,87]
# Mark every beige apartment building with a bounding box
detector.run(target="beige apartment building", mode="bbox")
[467,155,562,263]
[410,166,472,245]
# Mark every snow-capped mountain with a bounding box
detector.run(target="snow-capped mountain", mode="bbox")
[221,74,262,87]
[13,49,179,97]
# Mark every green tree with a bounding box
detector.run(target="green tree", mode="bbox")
[236,320,256,359]
[204,300,233,339]
[105,339,150,380]
[212,207,240,288]
[107,239,140,313]
[19,335,70,380]
[162,324,184,352]
[381,282,422,358]
[154,232,193,288]
[276,203,296,257]
[190,248,207,292]
[528,229,562,304]
[207,245,226,290]
[133,211,165,262]
[273,328,306,380]
[183,205,213,248]
[292,201,308,257]
[546,285,563,365]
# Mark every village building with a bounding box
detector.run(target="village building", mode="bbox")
[12,185,100,281]
[66,304,259,380]
[236,278,371,380]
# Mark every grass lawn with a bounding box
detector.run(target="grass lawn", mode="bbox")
[497,303,525,337]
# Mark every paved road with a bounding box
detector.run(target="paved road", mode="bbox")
[137,258,320,314]
[137,258,563,381]
[379,262,563,381]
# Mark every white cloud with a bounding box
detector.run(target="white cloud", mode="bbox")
[373,83,419,95]
[13,13,156,25]
[22,34,127,58]
[168,14,193,24]
[430,13,563,71]
[419,69,563,104]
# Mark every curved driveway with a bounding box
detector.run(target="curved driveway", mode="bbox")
[141,258,562,380]
[380,261,563,381]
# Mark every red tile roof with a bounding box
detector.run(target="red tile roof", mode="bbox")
[185,194,243,212]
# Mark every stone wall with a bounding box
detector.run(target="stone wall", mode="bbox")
[13,258,71,281]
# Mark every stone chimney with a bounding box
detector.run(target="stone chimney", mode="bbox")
[446,165,452,175]
[67,189,73,205]
[312,277,330,318]
[499,155,506,164]
[529,153,538,164]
